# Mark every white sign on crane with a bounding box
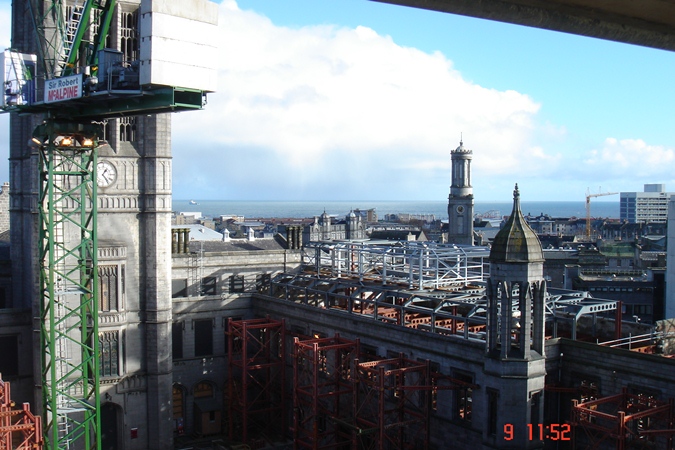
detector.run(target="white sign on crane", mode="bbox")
[44,73,83,103]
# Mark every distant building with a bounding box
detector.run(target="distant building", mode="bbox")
[667,199,675,319]
[0,182,9,234]
[620,184,675,224]
[447,140,474,245]
[303,211,366,242]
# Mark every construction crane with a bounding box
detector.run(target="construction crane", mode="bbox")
[1,1,216,449]
[585,188,618,238]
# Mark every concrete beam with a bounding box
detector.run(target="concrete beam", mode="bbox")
[371,0,675,52]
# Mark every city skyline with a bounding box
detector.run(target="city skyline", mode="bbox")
[0,0,674,202]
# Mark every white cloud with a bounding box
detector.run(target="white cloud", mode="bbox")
[583,138,675,178]
[171,1,554,200]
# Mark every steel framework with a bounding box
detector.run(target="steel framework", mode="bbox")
[36,121,101,450]
[293,335,360,449]
[0,373,43,449]
[302,241,490,290]
[227,317,286,446]
[270,271,621,344]
[290,334,476,450]
[571,388,675,450]
[353,355,431,450]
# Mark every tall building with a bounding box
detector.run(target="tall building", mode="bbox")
[7,1,216,448]
[620,183,675,224]
[447,140,474,245]
[667,198,675,320]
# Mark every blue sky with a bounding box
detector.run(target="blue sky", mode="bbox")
[1,0,674,202]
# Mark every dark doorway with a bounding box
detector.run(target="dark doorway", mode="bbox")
[101,402,120,450]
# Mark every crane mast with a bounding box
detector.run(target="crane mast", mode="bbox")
[3,1,216,449]
[585,188,618,238]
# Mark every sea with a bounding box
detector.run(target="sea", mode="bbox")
[173,200,619,220]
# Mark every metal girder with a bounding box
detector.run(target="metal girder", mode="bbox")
[36,120,101,450]
[302,241,490,290]
[16,87,206,120]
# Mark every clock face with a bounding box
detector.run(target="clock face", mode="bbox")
[97,161,117,188]
[456,205,465,214]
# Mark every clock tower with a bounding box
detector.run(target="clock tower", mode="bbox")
[447,140,474,245]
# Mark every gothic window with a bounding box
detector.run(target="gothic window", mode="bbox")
[99,331,120,377]
[454,371,473,423]
[229,275,245,293]
[99,264,122,311]
[102,120,113,143]
[119,117,136,142]
[172,384,186,434]
[172,322,183,359]
[194,319,213,357]
[120,11,138,62]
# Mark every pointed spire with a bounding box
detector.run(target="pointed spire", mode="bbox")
[512,183,521,213]
[489,183,543,263]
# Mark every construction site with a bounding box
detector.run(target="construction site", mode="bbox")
[1,0,675,449]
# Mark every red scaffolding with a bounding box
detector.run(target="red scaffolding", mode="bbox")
[293,334,360,449]
[571,387,675,450]
[0,373,43,450]
[226,317,286,446]
[353,355,431,450]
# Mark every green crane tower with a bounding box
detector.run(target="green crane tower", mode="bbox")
[1,1,215,448]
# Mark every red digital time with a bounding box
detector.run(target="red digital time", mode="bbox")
[527,423,571,441]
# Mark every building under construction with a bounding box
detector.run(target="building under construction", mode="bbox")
[1,0,675,449]
[168,187,675,450]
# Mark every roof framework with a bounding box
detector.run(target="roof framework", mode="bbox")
[271,272,621,341]
[302,241,490,290]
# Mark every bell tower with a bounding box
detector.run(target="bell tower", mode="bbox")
[447,140,474,245]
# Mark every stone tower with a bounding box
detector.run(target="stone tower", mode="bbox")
[447,140,474,245]
[9,2,174,449]
[482,184,546,449]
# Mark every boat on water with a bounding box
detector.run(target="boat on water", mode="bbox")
[189,200,198,205]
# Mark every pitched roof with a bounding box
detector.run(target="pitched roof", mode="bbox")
[489,184,544,263]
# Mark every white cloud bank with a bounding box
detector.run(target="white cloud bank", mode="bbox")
[0,0,671,201]
[171,1,559,200]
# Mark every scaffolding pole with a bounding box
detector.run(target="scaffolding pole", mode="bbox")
[227,317,286,446]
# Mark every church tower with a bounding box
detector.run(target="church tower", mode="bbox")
[447,140,474,245]
[483,184,546,449]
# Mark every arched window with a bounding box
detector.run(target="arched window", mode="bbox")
[172,384,186,434]
[193,381,215,398]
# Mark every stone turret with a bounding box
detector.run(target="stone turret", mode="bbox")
[487,183,546,359]
[483,184,547,449]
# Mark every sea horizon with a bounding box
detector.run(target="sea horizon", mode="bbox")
[173,199,619,220]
